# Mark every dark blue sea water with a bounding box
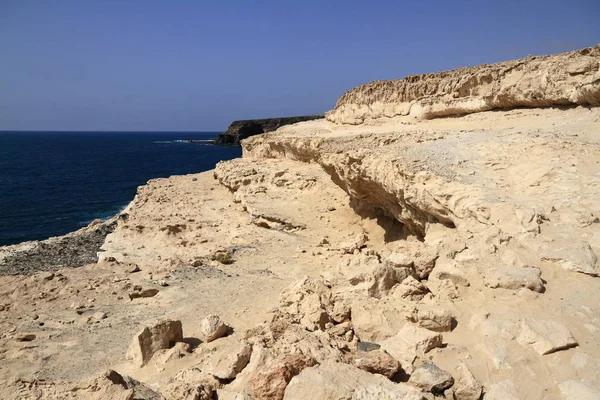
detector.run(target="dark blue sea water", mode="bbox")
[0,132,241,246]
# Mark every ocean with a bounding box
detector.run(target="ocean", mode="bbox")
[0,132,241,246]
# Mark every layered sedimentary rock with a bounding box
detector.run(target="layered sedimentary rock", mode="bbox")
[216,115,323,145]
[326,44,600,124]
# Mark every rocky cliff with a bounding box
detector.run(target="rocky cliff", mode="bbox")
[1,47,599,400]
[216,115,324,145]
[326,44,600,124]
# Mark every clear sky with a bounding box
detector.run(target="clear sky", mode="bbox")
[1,1,598,131]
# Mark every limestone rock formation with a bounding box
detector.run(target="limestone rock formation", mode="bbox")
[326,45,600,124]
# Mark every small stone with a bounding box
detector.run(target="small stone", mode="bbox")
[200,314,230,342]
[15,333,36,342]
[357,341,381,352]
[123,263,141,273]
[40,272,55,281]
[129,288,159,300]
[91,311,107,322]
[409,362,454,395]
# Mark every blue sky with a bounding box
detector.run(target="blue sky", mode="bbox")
[1,1,598,131]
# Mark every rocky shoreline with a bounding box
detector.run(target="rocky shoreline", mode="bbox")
[0,45,599,399]
[215,115,324,145]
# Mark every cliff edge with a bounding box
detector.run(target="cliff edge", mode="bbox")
[216,115,323,145]
[326,44,600,124]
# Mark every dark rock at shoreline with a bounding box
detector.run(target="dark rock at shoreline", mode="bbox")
[215,115,324,146]
[0,218,118,275]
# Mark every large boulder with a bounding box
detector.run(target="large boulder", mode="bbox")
[200,314,230,343]
[126,320,183,367]
[205,341,253,380]
[283,362,431,400]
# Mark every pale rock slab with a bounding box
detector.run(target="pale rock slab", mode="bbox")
[482,266,544,292]
[485,380,520,400]
[206,341,253,380]
[380,325,443,373]
[558,380,600,400]
[283,362,431,400]
[409,362,454,395]
[453,363,483,400]
[544,242,599,276]
[479,336,511,370]
[126,320,183,367]
[517,319,578,355]
[200,314,230,343]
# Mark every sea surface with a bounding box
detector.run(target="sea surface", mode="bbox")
[0,132,241,246]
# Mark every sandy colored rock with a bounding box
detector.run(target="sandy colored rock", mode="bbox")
[326,45,600,124]
[162,382,213,400]
[248,354,316,400]
[126,319,183,367]
[558,380,600,400]
[543,242,599,276]
[283,362,430,400]
[485,380,519,400]
[200,314,230,342]
[348,349,401,378]
[206,341,253,380]
[392,275,430,301]
[380,325,443,373]
[381,324,443,355]
[368,264,415,298]
[482,266,544,292]
[129,288,159,300]
[409,362,454,395]
[417,308,454,332]
[278,276,333,331]
[517,318,578,355]
[429,258,469,287]
[453,363,483,400]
